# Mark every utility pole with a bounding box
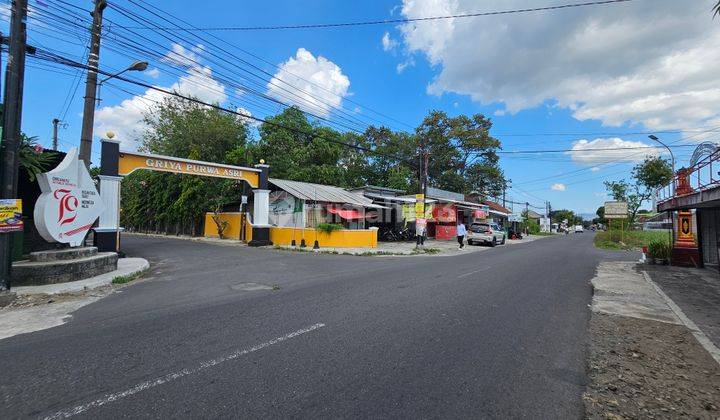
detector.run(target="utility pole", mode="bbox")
[502,180,511,208]
[52,118,60,151]
[416,140,429,246]
[0,0,29,292]
[78,0,107,167]
[525,202,529,235]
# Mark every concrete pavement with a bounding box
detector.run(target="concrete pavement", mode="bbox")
[0,232,628,418]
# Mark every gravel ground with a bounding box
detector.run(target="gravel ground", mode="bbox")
[584,312,720,419]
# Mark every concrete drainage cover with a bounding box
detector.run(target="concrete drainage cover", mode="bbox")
[231,283,273,291]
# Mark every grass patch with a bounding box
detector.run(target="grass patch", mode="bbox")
[594,230,670,251]
[111,268,148,285]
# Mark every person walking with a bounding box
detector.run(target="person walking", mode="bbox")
[456,221,467,250]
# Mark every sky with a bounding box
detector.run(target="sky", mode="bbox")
[2,0,720,216]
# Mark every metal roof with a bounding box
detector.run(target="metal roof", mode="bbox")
[269,178,384,208]
[364,192,437,204]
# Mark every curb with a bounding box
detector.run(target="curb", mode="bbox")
[11,258,150,295]
[642,270,720,366]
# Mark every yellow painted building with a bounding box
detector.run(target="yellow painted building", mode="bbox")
[203,212,376,248]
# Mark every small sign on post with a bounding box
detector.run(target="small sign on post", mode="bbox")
[0,199,23,233]
[604,201,628,219]
[604,201,628,243]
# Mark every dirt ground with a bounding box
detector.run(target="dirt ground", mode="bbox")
[4,285,116,309]
[584,312,720,419]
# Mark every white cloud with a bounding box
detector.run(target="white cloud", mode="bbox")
[235,107,258,127]
[566,137,659,165]
[397,0,720,135]
[551,183,566,191]
[590,166,601,172]
[594,192,607,198]
[396,57,415,74]
[145,68,160,79]
[267,48,350,117]
[162,43,205,68]
[382,32,398,52]
[95,62,226,150]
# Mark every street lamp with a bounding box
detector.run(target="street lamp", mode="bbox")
[99,60,149,84]
[96,61,149,106]
[649,134,676,196]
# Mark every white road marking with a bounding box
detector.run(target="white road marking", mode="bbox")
[457,268,490,278]
[43,323,326,419]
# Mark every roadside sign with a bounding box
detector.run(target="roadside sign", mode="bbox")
[415,193,425,218]
[604,201,628,219]
[416,218,427,235]
[508,213,522,222]
[0,199,23,233]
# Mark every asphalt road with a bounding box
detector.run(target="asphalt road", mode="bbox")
[0,233,631,419]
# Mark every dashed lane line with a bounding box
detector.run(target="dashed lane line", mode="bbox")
[43,323,326,419]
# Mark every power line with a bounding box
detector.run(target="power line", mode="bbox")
[32,48,420,167]
[116,0,635,31]
[493,144,694,154]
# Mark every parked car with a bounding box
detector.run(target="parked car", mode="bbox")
[467,222,506,246]
[574,225,584,233]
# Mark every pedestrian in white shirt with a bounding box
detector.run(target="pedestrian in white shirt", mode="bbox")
[456,222,467,249]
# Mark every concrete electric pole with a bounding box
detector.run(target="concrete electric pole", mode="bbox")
[78,0,107,167]
[0,0,29,292]
[52,118,60,151]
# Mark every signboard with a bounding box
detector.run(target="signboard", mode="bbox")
[117,151,260,187]
[604,201,628,219]
[415,193,425,218]
[34,148,104,247]
[508,213,522,222]
[416,218,427,235]
[0,199,23,233]
[540,217,551,232]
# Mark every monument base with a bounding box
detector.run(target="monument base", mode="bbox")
[248,226,273,247]
[12,247,118,286]
[671,246,702,268]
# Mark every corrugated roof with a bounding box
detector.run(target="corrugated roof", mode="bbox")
[269,178,383,208]
[364,192,437,204]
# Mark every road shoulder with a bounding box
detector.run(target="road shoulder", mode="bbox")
[584,261,720,418]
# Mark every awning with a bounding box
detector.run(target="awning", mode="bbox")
[270,178,385,209]
[327,206,364,220]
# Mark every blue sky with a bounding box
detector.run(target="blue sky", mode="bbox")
[3,0,719,216]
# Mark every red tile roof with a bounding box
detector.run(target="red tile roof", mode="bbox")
[482,200,511,214]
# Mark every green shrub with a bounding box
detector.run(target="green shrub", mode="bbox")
[316,223,344,234]
[647,241,670,261]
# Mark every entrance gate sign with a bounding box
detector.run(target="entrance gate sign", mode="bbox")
[118,151,260,187]
[34,148,104,247]
[604,201,628,219]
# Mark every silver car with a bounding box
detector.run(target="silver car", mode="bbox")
[467,222,506,247]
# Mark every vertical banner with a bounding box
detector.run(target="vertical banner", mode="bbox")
[415,194,425,219]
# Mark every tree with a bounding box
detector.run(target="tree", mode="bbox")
[714,1,720,18]
[121,96,251,234]
[593,206,607,226]
[415,110,505,195]
[19,134,57,181]
[604,156,672,227]
[550,209,577,225]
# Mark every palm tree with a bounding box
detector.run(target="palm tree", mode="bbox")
[19,134,57,181]
[715,1,720,18]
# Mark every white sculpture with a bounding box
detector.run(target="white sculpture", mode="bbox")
[34,147,105,247]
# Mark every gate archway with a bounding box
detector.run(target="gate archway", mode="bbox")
[96,138,271,252]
